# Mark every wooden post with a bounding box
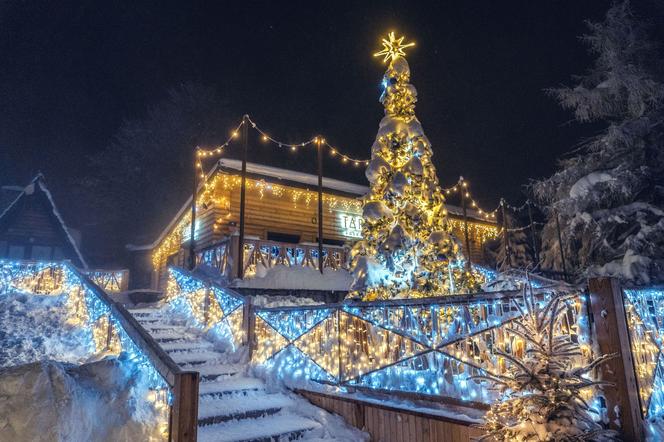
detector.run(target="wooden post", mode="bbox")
[238,115,249,280]
[587,277,644,442]
[170,372,199,442]
[500,199,511,269]
[526,201,539,266]
[188,150,198,271]
[242,297,255,360]
[459,178,472,269]
[554,210,568,280]
[105,314,113,350]
[317,137,324,274]
[203,288,210,327]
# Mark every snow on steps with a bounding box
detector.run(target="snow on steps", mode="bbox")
[197,414,322,442]
[127,306,337,441]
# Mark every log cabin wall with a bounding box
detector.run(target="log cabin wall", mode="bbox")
[151,169,498,288]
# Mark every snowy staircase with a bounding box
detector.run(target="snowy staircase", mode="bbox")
[128,307,324,442]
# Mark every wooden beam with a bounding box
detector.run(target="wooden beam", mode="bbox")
[238,115,249,279]
[317,137,324,274]
[587,277,644,441]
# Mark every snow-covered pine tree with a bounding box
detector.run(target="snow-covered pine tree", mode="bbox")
[533,1,664,284]
[350,32,482,300]
[497,209,533,271]
[476,287,618,441]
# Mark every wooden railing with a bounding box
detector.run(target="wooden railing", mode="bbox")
[166,267,652,440]
[249,288,587,409]
[66,264,200,442]
[196,236,349,280]
[0,260,199,442]
[83,268,129,292]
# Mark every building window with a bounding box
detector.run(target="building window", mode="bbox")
[53,247,65,259]
[31,245,53,260]
[267,232,301,244]
[8,245,25,259]
[316,237,345,247]
[0,241,6,255]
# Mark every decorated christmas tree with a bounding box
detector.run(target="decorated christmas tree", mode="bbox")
[477,285,618,441]
[351,32,482,300]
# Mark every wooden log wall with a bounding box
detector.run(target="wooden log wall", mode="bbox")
[299,390,484,442]
[222,186,358,244]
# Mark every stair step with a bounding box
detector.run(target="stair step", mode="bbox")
[197,413,321,442]
[198,364,244,381]
[149,330,193,341]
[198,394,293,426]
[129,308,162,316]
[143,323,187,331]
[170,350,225,365]
[199,377,265,396]
[161,340,213,353]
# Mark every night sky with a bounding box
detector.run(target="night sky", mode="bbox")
[2,1,664,216]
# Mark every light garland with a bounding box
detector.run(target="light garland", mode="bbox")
[443,177,498,221]
[194,116,370,180]
[1,260,171,413]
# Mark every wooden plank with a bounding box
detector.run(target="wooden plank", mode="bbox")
[298,390,479,442]
[588,277,645,441]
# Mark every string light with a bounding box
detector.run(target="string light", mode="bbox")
[443,177,498,221]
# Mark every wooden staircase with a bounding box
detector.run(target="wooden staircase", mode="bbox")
[129,307,325,442]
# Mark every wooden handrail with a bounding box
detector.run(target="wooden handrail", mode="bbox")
[65,263,199,442]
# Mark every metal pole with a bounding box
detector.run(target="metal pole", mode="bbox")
[459,178,472,269]
[554,210,568,280]
[317,137,324,274]
[238,115,249,280]
[188,150,198,270]
[527,200,539,266]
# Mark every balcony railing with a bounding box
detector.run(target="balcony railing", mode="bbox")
[196,237,349,280]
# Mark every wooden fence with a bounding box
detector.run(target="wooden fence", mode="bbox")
[165,267,664,441]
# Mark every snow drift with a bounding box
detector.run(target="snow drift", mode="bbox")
[0,358,164,442]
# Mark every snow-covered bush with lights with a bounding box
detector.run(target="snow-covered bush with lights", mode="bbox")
[533,1,664,284]
[351,33,483,300]
[476,287,617,441]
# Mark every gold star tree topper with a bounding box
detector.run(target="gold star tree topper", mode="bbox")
[373,31,415,63]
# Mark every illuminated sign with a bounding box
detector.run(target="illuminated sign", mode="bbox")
[338,212,363,238]
[182,219,201,243]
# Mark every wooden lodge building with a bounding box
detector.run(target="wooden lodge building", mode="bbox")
[132,159,498,289]
[0,174,87,268]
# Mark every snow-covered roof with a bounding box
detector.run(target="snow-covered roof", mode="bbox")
[0,174,88,268]
[218,159,370,196]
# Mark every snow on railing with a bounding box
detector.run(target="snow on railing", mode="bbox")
[251,288,591,408]
[623,287,664,419]
[0,260,192,441]
[195,237,349,279]
[165,265,594,409]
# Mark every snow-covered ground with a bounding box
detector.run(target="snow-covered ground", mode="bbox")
[0,291,94,367]
[0,358,165,442]
[234,264,353,291]
[0,289,166,441]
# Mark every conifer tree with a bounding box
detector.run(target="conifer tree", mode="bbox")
[533,1,664,284]
[497,211,533,271]
[351,33,481,299]
[477,287,618,441]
